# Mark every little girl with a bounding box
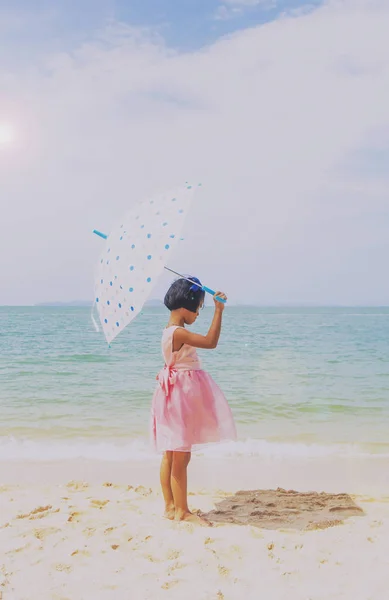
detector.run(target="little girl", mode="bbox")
[150,276,237,525]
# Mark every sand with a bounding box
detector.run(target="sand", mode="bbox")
[1,457,389,599]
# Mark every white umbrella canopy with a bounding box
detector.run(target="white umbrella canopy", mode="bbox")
[94,184,197,344]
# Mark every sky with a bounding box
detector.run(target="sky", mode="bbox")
[1,0,389,306]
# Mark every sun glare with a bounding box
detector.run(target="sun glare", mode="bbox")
[0,123,15,147]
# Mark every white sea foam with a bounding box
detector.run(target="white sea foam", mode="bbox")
[1,436,388,462]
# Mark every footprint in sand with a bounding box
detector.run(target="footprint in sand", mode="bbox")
[306,519,343,530]
[161,580,180,590]
[54,564,72,573]
[90,499,109,509]
[66,481,89,492]
[17,506,60,521]
[165,560,186,577]
[166,550,181,561]
[33,527,60,541]
[134,486,152,497]
[68,511,83,523]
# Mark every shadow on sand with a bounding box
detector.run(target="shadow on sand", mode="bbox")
[205,488,364,531]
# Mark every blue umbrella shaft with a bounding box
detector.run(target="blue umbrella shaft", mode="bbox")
[163,267,226,304]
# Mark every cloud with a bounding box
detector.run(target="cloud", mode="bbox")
[1,0,389,305]
[215,0,275,20]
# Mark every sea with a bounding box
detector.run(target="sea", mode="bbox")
[1,306,389,462]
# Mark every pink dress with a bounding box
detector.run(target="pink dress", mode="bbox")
[150,326,237,452]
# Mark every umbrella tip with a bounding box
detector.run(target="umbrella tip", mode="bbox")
[93,229,108,240]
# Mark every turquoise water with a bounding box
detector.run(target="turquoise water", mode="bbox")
[1,306,389,460]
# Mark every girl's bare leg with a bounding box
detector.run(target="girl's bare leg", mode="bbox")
[160,451,175,519]
[171,451,211,526]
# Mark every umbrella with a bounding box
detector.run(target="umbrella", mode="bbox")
[93,183,226,344]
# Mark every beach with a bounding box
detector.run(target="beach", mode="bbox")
[1,456,389,599]
[1,306,389,598]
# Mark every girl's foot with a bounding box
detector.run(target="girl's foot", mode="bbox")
[175,510,212,527]
[164,505,176,520]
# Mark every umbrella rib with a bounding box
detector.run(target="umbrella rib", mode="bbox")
[164,266,201,288]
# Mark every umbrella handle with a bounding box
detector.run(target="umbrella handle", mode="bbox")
[202,286,227,304]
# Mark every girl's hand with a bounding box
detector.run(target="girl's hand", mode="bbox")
[214,291,227,311]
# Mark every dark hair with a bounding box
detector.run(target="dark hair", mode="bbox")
[164,277,205,313]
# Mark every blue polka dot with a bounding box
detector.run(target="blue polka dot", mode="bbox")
[130,306,134,312]
[147,233,152,239]
[147,277,152,283]
[100,259,103,264]
[147,255,152,260]
[100,279,103,284]
[156,211,160,216]
[110,281,113,286]
[118,303,122,308]
[169,234,175,239]
[107,301,110,305]
[96,297,99,302]
[116,322,120,327]
[116,256,120,261]
[129,287,134,292]
[106,260,110,265]
[165,244,170,250]
[163,222,168,227]
[178,209,184,214]
[120,236,123,241]
[171,198,176,202]
[141,225,144,229]
[107,248,111,253]
[187,185,192,189]
[129,266,134,271]
[104,319,108,324]
[131,244,135,249]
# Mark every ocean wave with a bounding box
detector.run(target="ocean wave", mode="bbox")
[0,437,388,462]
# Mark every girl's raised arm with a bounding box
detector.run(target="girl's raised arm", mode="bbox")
[173,292,227,351]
